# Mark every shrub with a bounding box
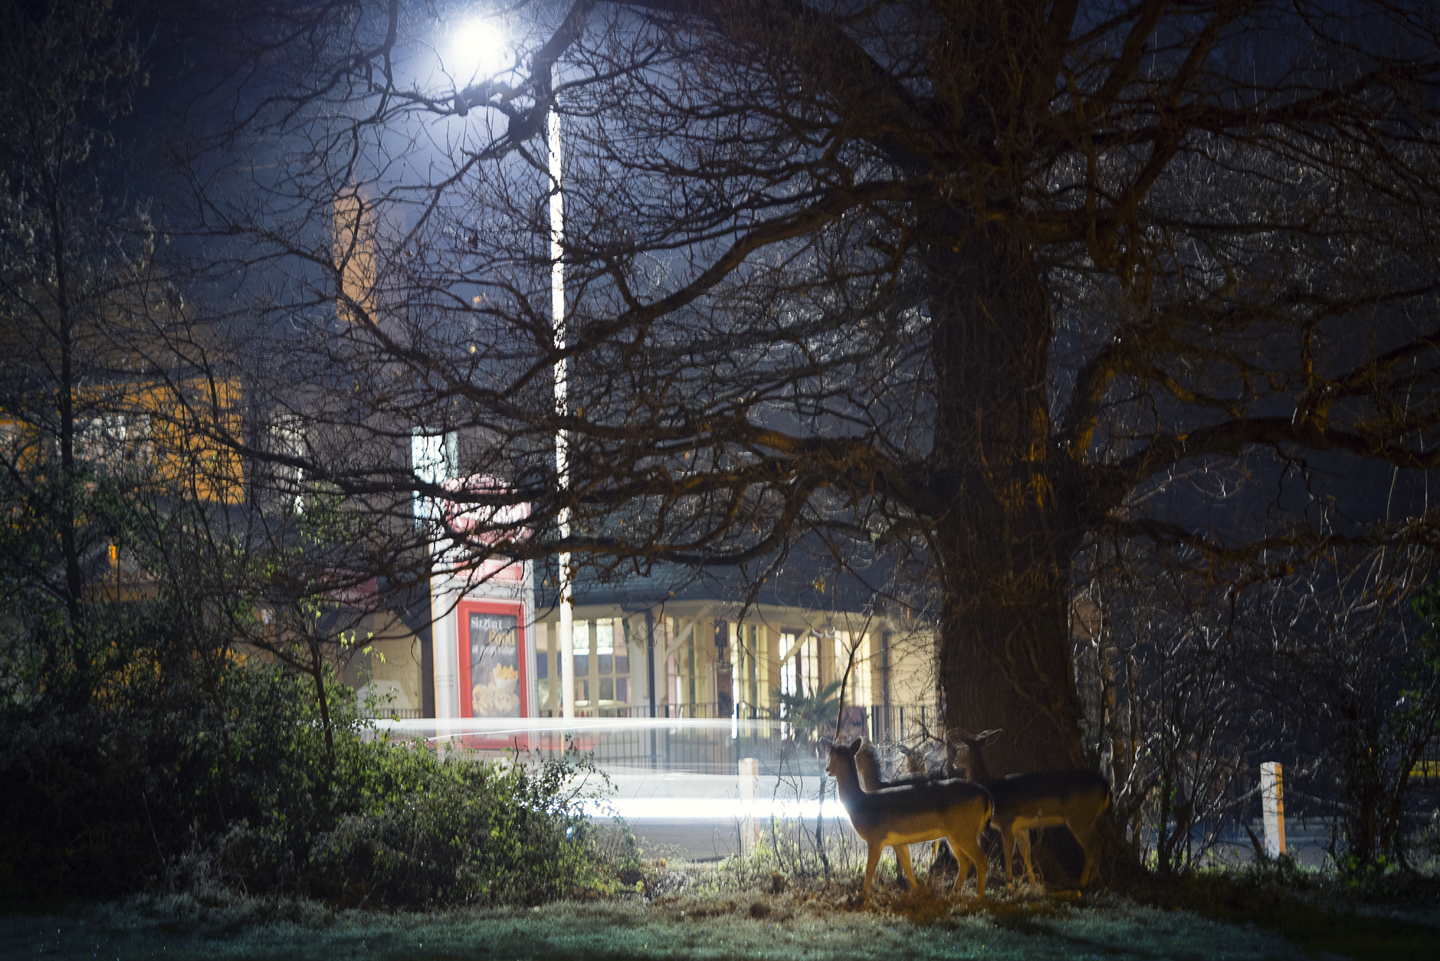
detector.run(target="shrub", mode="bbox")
[210,729,610,907]
[0,603,229,901]
[0,637,614,908]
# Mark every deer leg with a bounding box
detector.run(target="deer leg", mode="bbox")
[1014,828,1037,887]
[894,843,920,890]
[1072,821,1100,887]
[862,841,883,901]
[946,832,987,899]
[997,825,1016,885]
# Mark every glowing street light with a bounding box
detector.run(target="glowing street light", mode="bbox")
[446,17,511,81]
[449,15,575,721]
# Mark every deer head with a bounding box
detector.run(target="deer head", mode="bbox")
[946,728,1002,781]
[895,740,931,776]
[825,736,863,779]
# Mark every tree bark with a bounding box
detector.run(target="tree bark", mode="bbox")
[927,217,1086,776]
[309,632,336,763]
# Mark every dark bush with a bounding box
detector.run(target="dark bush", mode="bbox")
[207,670,609,907]
[288,756,603,907]
[0,603,228,901]
[0,626,612,908]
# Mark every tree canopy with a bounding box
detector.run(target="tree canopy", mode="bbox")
[173,0,1440,788]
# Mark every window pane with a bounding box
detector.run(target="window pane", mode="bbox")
[596,621,614,655]
[536,651,548,679]
[576,679,589,704]
[615,645,629,674]
[573,620,590,653]
[616,678,629,703]
[574,654,589,677]
[600,678,614,702]
[599,653,613,674]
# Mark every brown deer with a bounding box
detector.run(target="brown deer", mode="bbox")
[827,737,993,901]
[947,729,1111,889]
[825,640,991,901]
[854,740,967,888]
[855,740,887,791]
[855,740,940,791]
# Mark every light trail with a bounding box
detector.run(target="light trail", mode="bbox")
[582,798,835,820]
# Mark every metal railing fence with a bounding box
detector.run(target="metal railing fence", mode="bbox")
[371,703,939,777]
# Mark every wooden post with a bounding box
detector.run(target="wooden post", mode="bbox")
[739,757,760,855]
[1260,761,1286,858]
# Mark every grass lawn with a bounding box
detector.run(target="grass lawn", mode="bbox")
[5,881,1436,961]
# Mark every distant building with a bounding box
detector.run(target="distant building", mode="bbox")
[322,184,936,731]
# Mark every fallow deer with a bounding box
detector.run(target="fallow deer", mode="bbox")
[855,740,943,792]
[854,740,965,888]
[948,729,1111,889]
[827,737,993,901]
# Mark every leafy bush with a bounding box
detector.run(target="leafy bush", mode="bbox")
[0,631,614,908]
[0,601,230,901]
[209,727,609,906]
[773,680,843,745]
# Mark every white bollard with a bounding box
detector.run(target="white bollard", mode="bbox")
[739,757,760,855]
[1260,761,1286,858]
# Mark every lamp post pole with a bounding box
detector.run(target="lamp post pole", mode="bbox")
[551,106,576,720]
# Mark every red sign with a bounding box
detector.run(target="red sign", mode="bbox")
[457,599,529,720]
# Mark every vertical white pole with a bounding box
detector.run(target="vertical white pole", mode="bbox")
[739,757,759,856]
[1261,761,1286,858]
[731,623,740,739]
[432,577,458,718]
[551,106,575,721]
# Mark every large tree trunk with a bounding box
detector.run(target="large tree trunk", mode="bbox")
[927,218,1086,775]
[924,217,1111,886]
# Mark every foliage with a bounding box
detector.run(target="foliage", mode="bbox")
[1282,568,1440,873]
[0,0,157,622]
[1073,540,1440,878]
[0,596,227,900]
[1073,546,1271,876]
[205,667,612,907]
[773,679,843,746]
[0,0,619,914]
[0,637,615,907]
[233,481,399,762]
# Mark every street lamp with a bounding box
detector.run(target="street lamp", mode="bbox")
[548,107,576,721]
[450,18,576,720]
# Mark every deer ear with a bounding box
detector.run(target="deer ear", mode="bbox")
[848,737,863,753]
[978,728,1003,744]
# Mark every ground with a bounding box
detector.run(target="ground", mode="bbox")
[4,881,1437,961]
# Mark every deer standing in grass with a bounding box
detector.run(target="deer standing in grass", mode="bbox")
[827,737,993,900]
[948,729,1112,890]
[852,740,956,889]
[824,638,992,902]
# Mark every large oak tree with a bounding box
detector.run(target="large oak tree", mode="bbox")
[180,0,1440,789]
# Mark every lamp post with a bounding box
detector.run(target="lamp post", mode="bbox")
[451,16,575,719]
[550,107,575,720]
